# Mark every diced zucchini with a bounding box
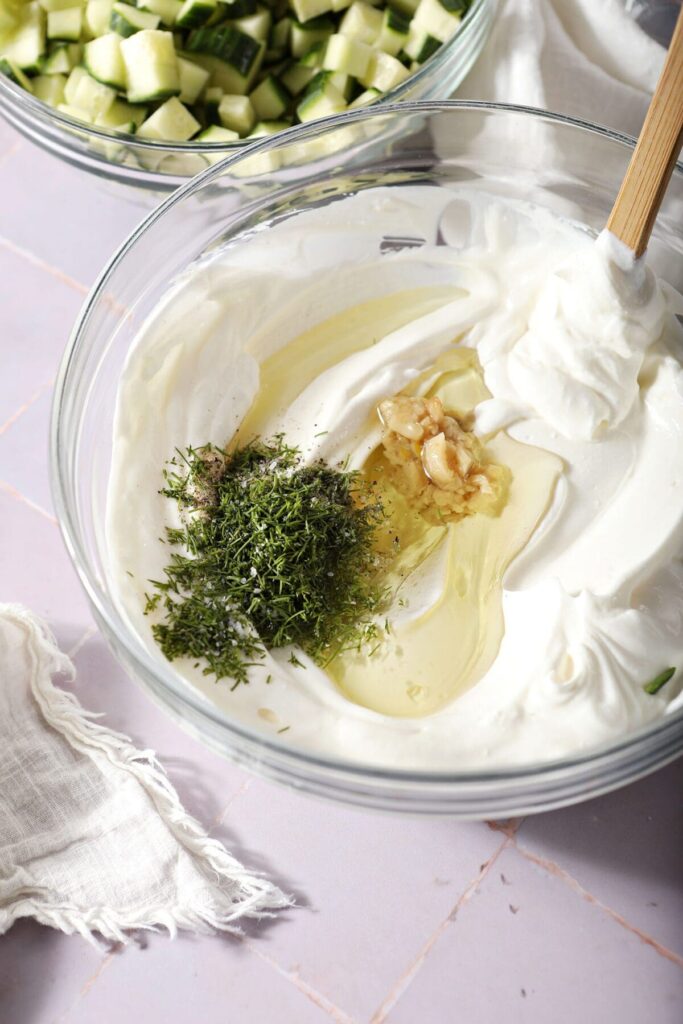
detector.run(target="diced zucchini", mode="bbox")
[412,0,462,43]
[66,65,116,114]
[280,59,314,95]
[95,95,147,124]
[402,24,440,62]
[338,1,381,44]
[56,101,90,121]
[38,0,85,13]
[32,70,66,102]
[1,2,46,71]
[360,49,408,90]
[298,41,324,66]
[322,33,370,77]
[330,0,351,11]
[138,0,182,25]
[267,14,289,55]
[388,0,418,15]
[290,0,333,22]
[328,68,351,98]
[0,55,34,90]
[375,7,409,56]
[203,82,221,119]
[296,69,344,121]
[84,32,126,88]
[41,43,72,72]
[47,6,82,40]
[195,123,237,140]
[232,8,271,43]
[249,72,288,119]
[248,117,288,135]
[177,52,208,100]
[217,0,256,16]
[0,0,22,35]
[217,90,253,132]
[348,84,378,108]
[110,1,160,36]
[176,0,216,30]
[120,28,180,100]
[289,14,332,57]
[185,25,263,92]
[84,0,113,36]
[137,93,199,138]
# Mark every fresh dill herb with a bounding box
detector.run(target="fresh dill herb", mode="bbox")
[288,652,305,669]
[643,667,676,695]
[146,436,387,686]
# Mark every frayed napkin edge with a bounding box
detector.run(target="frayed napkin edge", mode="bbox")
[0,604,293,946]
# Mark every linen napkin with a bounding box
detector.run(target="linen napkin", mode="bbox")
[457,0,666,137]
[0,605,290,944]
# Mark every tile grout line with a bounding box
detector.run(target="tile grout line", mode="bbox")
[512,840,683,969]
[243,939,359,1024]
[0,478,57,524]
[0,233,89,296]
[0,379,54,437]
[369,833,513,1024]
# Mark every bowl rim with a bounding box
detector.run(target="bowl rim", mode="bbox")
[0,0,489,153]
[50,99,683,794]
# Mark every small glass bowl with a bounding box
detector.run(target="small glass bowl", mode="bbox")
[0,0,493,195]
[51,102,683,816]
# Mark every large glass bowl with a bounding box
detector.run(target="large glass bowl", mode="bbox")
[0,0,493,195]
[51,102,683,816]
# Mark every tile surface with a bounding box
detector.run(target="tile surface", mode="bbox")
[0,117,681,1024]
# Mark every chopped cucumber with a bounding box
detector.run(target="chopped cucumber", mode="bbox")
[412,0,461,43]
[296,68,344,121]
[84,0,113,36]
[3,0,470,152]
[322,33,370,77]
[203,81,221,119]
[217,90,253,132]
[110,2,160,36]
[32,70,66,101]
[0,55,34,89]
[47,6,82,41]
[289,15,331,57]
[1,2,46,71]
[177,51,208,99]
[137,93,199,137]
[84,31,126,86]
[233,9,271,42]
[138,0,183,25]
[176,0,216,30]
[120,28,179,100]
[248,117,289,135]
[338,1,381,44]
[195,123,237,139]
[348,84,378,107]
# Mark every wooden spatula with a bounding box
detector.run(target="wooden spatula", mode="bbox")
[606,7,683,258]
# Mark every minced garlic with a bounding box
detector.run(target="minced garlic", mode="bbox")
[377,395,509,523]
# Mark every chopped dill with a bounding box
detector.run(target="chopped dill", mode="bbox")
[145,436,387,686]
[643,667,676,695]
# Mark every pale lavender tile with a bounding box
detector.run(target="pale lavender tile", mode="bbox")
[69,633,257,832]
[0,920,104,1024]
[516,759,683,956]
[0,143,146,287]
[385,846,683,1024]
[0,489,93,650]
[0,385,53,515]
[222,778,503,1021]
[64,933,336,1024]
[0,246,83,424]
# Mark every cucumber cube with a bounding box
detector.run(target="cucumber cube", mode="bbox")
[359,49,409,91]
[290,15,333,57]
[110,2,160,36]
[32,71,66,103]
[176,0,216,30]
[84,0,113,36]
[68,66,117,115]
[249,73,288,119]
[120,28,180,101]
[39,0,85,12]
[177,52,209,101]
[348,85,379,108]
[203,83,221,120]
[290,0,333,22]
[47,7,82,40]
[0,56,34,90]
[412,0,462,43]
[322,33,371,78]
[84,32,127,88]
[296,70,345,122]
[217,91,254,133]
[137,94,200,139]
[138,0,182,25]
[376,8,409,56]
[2,3,47,71]
[280,60,315,95]
[338,2,381,45]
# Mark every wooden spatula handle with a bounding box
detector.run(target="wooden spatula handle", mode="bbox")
[606,7,683,258]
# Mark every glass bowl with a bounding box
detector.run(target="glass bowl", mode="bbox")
[0,0,493,196]
[51,102,683,817]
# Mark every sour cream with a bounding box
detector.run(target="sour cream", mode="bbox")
[106,187,683,769]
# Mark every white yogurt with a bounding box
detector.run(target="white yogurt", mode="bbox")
[106,187,683,769]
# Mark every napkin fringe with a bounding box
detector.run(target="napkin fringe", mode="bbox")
[2,605,292,945]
